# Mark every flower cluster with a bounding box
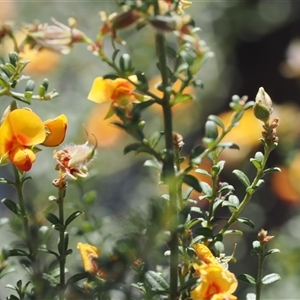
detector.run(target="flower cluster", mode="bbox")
[0,107,67,171]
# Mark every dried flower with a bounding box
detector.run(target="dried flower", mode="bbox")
[21,18,86,54]
[258,229,274,244]
[54,142,96,180]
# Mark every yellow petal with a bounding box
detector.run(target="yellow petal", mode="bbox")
[42,114,68,147]
[8,109,46,146]
[87,77,114,103]
[9,147,36,171]
[193,244,219,265]
[77,242,100,274]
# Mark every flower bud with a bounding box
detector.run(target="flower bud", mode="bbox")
[253,87,273,122]
[112,10,141,30]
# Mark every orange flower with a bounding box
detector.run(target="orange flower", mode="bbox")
[190,264,237,300]
[87,76,145,119]
[193,243,219,265]
[88,77,136,105]
[0,108,67,171]
[77,242,100,275]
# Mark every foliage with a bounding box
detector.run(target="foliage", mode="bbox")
[0,1,281,299]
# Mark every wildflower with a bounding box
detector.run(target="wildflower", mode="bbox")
[77,242,100,275]
[191,264,237,300]
[87,76,147,119]
[53,141,96,180]
[21,18,86,54]
[0,108,67,171]
[191,244,237,300]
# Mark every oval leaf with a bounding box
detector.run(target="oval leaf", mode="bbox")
[144,270,169,291]
[1,198,20,215]
[262,273,281,285]
[182,174,202,192]
[65,211,83,226]
[232,169,251,187]
[45,212,61,226]
[237,273,256,285]
[237,217,255,229]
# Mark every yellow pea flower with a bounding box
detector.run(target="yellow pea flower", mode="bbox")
[87,76,148,119]
[0,108,67,171]
[190,264,237,300]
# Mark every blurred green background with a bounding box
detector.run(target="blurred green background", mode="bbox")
[1,0,300,299]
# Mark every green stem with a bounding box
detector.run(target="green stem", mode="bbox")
[256,245,265,300]
[155,26,178,300]
[56,186,66,299]
[219,148,272,236]
[12,166,34,259]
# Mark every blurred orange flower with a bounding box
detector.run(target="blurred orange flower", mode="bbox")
[0,109,67,171]
[77,242,100,275]
[191,264,237,300]
[88,76,147,119]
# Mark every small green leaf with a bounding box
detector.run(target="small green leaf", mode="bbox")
[66,272,88,285]
[254,151,264,162]
[237,274,256,285]
[144,270,169,291]
[148,131,164,148]
[237,217,255,228]
[228,195,239,208]
[265,248,280,256]
[65,211,83,226]
[200,181,212,196]
[182,174,202,192]
[195,227,214,239]
[224,229,243,236]
[208,114,225,130]
[232,169,251,187]
[262,273,281,285]
[8,249,28,257]
[112,49,120,62]
[144,159,162,171]
[123,143,143,155]
[171,94,193,106]
[1,198,20,215]
[132,100,155,116]
[45,212,61,226]
[214,241,224,253]
[250,158,262,170]
[119,53,134,73]
[217,142,240,150]
[190,144,205,165]
[195,168,211,177]
[263,167,281,175]
[205,120,218,140]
